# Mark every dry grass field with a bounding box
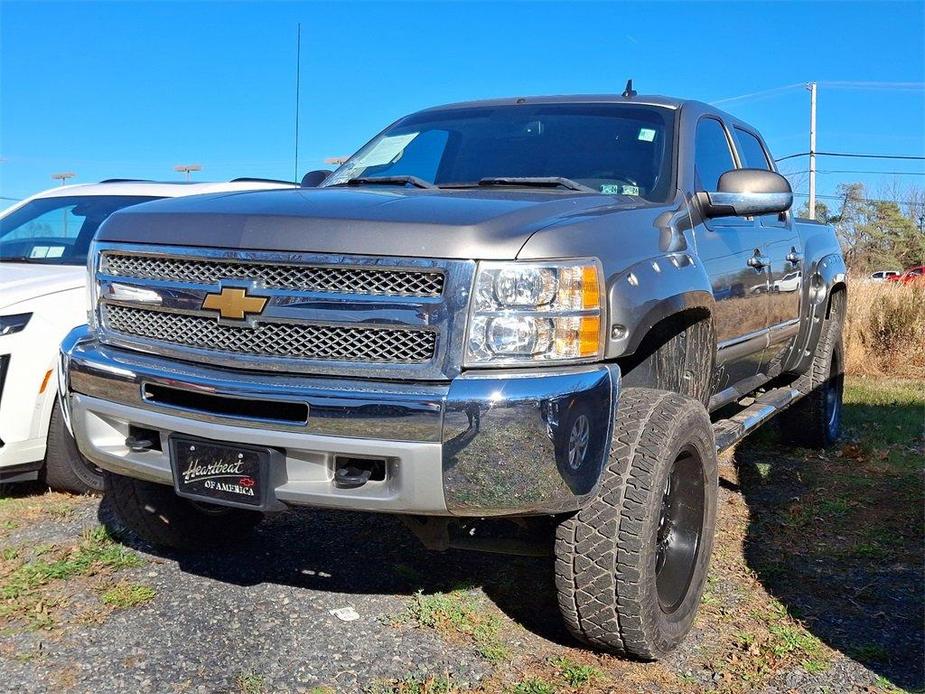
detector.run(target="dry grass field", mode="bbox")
[844,280,925,379]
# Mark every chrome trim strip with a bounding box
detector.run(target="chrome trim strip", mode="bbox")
[767,318,801,344]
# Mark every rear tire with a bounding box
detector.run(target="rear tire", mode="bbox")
[103,471,263,550]
[554,388,718,659]
[780,291,845,448]
[44,399,104,494]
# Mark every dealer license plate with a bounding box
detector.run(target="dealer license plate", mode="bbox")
[169,436,271,510]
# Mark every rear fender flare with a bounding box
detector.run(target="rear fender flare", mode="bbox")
[789,252,847,373]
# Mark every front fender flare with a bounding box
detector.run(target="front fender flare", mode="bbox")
[605,253,715,359]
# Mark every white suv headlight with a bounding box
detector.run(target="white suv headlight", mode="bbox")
[465,259,605,366]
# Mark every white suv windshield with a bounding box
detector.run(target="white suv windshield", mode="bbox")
[0,195,160,265]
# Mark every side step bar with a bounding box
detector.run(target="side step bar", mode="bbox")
[713,385,803,452]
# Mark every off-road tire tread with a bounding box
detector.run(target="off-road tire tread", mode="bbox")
[555,388,716,659]
[104,471,262,550]
[44,399,104,494]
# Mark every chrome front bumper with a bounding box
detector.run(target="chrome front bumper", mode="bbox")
[60,327,619,516]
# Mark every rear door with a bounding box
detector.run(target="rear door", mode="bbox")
[733,127,804,376]
[692,117,769,391]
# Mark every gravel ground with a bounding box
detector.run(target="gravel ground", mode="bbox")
[0,484,916,694]
[1,379,921,694]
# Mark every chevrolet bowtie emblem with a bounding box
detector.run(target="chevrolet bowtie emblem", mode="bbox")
[201,287,268,321]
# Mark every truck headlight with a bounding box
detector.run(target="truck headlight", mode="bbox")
[465,259,605,365]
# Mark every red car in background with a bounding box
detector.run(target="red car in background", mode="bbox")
[888,265,925,285]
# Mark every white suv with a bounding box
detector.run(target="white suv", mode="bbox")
[0,179,295,492]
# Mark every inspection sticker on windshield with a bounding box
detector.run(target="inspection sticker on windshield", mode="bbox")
[637,128,657,142]
[601,184,640,196]
[29,245,65,258]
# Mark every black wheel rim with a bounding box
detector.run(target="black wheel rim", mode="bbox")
[825,347,844,440]
[655,446,706,614]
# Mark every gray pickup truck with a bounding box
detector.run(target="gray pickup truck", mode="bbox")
[59,93,846,658]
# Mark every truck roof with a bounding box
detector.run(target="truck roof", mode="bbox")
[417,93,690,112]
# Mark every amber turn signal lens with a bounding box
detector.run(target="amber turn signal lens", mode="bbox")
[581,266,601,310]
[579,316,601,357]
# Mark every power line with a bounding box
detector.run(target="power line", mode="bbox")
[776,151,925,162]
[710,83,805,106]
[712,80,925,105]
[782,169,925,176]
[792,191,923,206]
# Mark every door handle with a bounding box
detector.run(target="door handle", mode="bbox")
[786,248,803,266]
[747,253,770,270]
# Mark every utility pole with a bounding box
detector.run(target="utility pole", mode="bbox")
[807,82,817,220]
[174,164,202,181]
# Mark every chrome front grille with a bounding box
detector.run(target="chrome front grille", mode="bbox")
[101,252,445,297]
[102,304,436,363]
[93,243,475,380]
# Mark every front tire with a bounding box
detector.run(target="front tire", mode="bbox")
[103,471,263,550]
[44,399,104,494]
[554,388,718,659]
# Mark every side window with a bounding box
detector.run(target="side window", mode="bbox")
[694,118,736,192]
[734,128,772,170]
[734,127,785,226]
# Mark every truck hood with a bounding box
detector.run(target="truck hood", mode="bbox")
[96,187,648,260]
[0,263,86,310]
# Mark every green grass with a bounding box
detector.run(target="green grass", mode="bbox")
[365,674,454,694]
[510,677,557,694]
[0,526,141,601]
[404,590,510,664]
[100,582,156,608]
[550,656,601,687]
[235,671,265,694]
[768,623,825,659]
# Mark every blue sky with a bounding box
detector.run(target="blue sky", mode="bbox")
[2,1,923,207]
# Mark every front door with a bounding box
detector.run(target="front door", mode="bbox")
[731,126,804,376]
[692,117,769,393]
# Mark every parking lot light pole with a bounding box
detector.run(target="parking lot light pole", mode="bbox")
[51,172,76,237]
[174,164,202,181]
[51,171,76,186]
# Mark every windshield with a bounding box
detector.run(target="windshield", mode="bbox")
[0,195,161,265]
[324,103,676,201]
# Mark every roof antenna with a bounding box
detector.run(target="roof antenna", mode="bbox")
[622,79,637,98]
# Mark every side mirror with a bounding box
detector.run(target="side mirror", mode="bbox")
[301,169,333,188]
[698,168,793,218]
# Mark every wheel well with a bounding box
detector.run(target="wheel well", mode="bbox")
[826,282,847,320]
[617,308,714,405]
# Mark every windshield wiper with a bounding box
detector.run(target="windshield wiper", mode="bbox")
[345,175,435,189]
[478,177,597,193]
